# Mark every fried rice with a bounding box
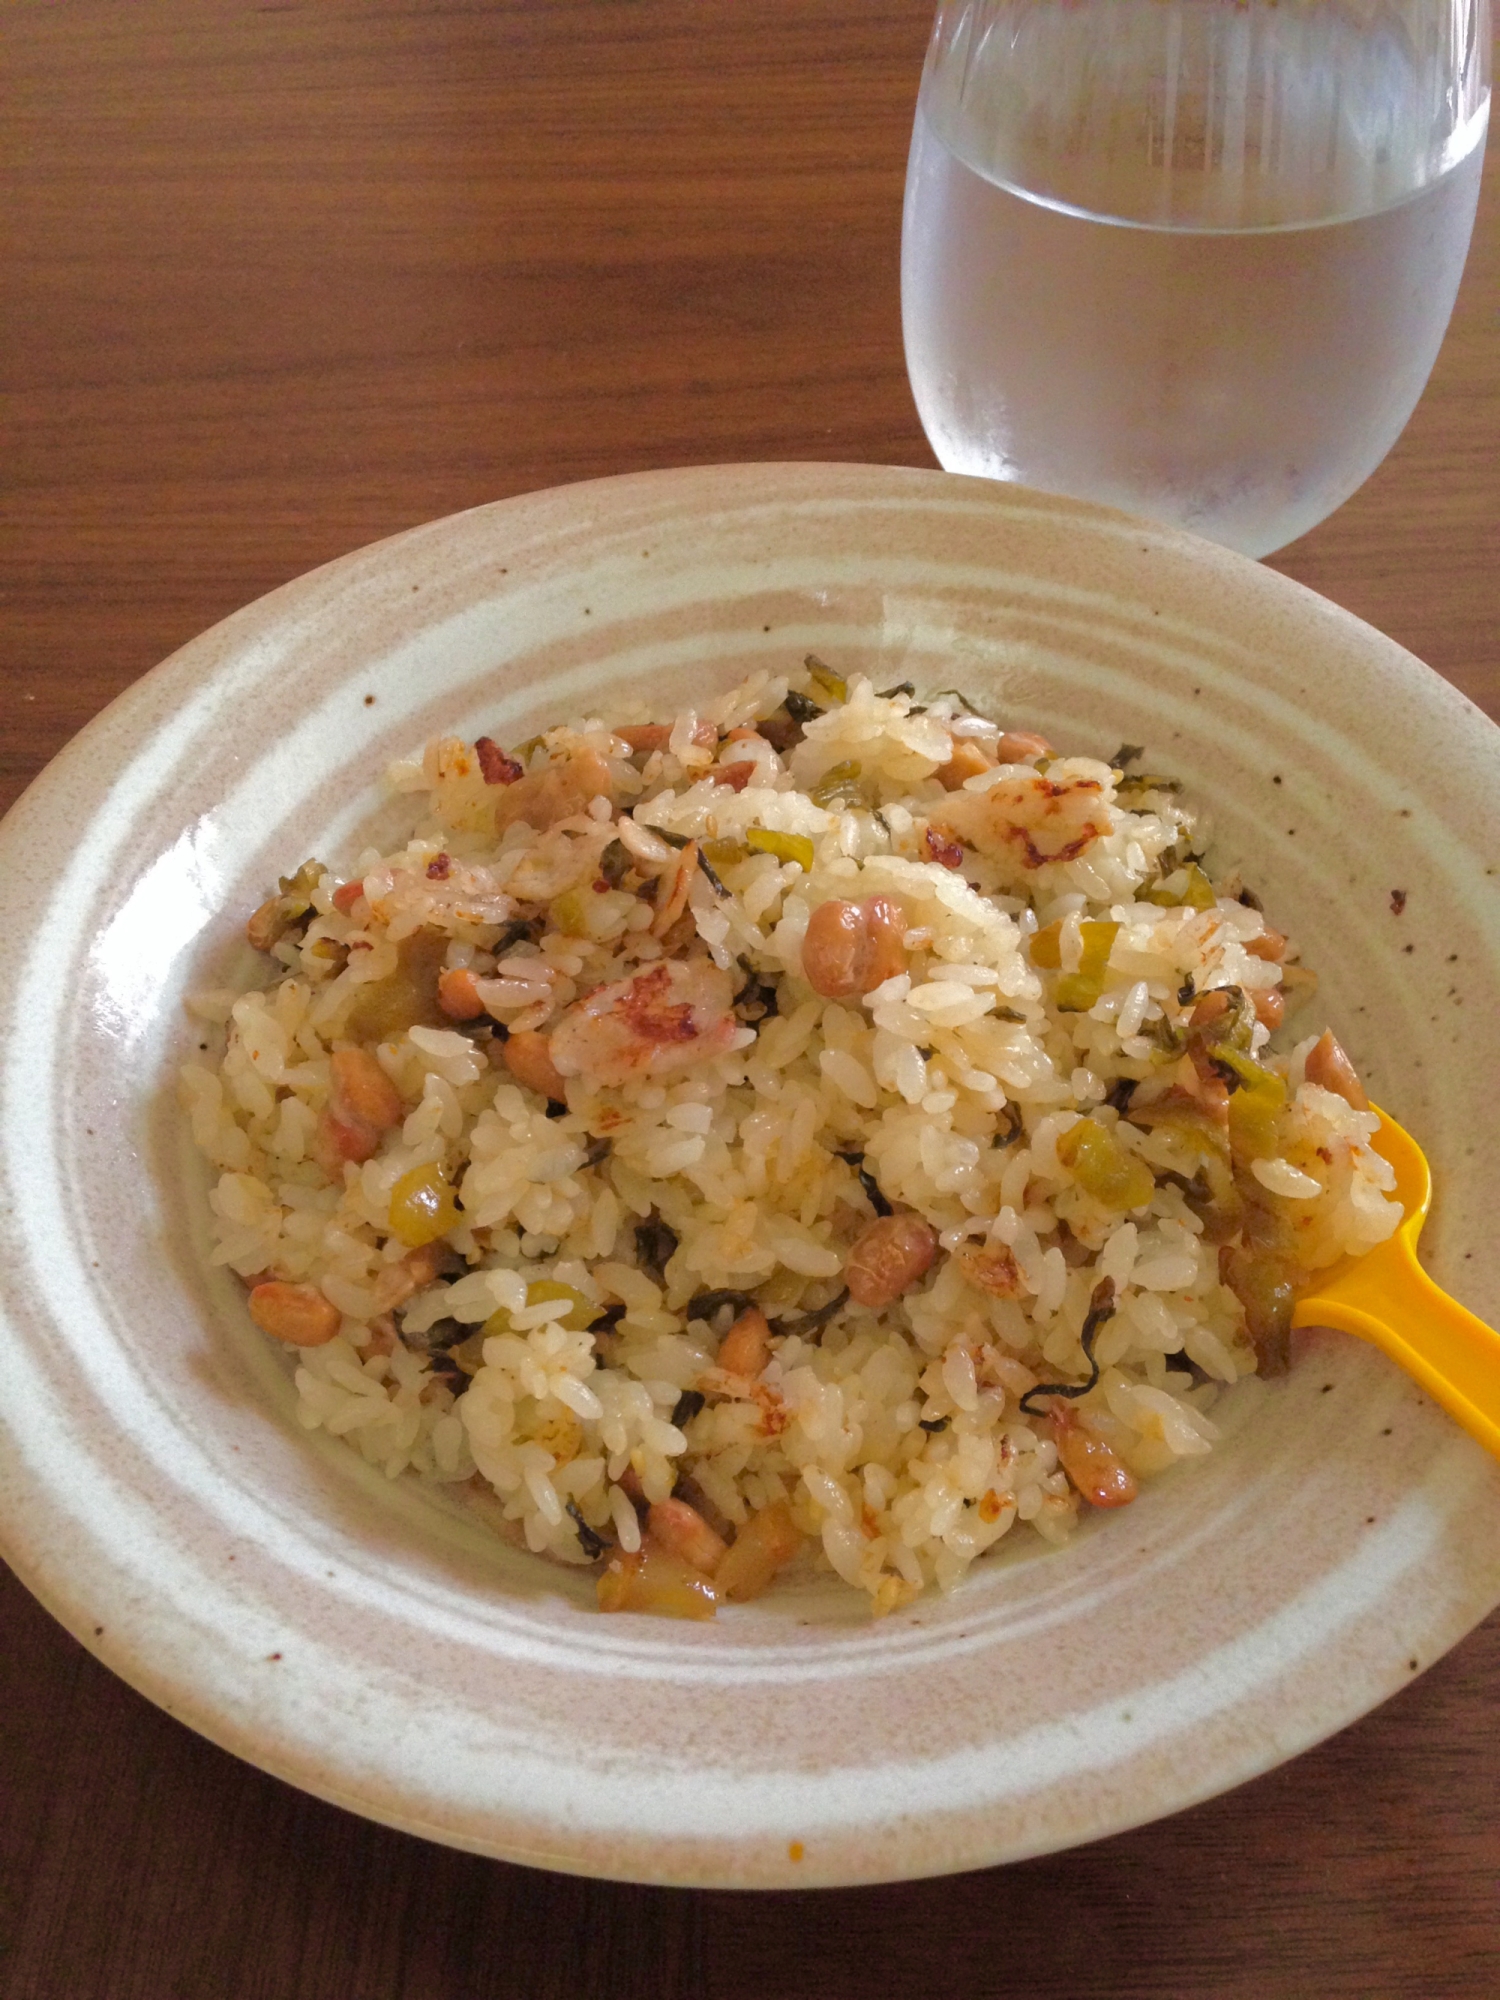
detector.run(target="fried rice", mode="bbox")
[180,660,1401,1618]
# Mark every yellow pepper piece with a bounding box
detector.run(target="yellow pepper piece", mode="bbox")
[1032,924,1120,1016]
[1143,861,1216,911]
[525,1278,598,1331]
[746,826,815,871]
[1056,922,1119,1011]
[700,835,749,868]
[551,887,591,936]
[1181,862,1217,911]
[1029,920,1063,969]
[513,1394,584,1462]
[804,655,848,703]
[1224,1244,1298,1374]
[344,928,451,1040]
[1217,1048,1288,1162]
[597,1541,720,1619]
[480,1278,598,1341]
[388,1161,461,1247]
[1031,920,1119,1008]
[809,760,871,810]
[1056,1118,1156,1211]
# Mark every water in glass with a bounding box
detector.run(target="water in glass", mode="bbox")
[902,0,1491,555]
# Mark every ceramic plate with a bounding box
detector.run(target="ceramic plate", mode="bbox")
[2,463,1498,1887]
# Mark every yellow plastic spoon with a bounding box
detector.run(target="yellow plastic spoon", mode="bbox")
[1291,1107,1500,1461]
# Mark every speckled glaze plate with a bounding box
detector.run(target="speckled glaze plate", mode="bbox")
[2,464,1498,1888]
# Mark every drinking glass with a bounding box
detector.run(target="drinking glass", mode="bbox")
[901,0,1491,555]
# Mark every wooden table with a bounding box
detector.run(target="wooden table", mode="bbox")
[3,6,1496,1995]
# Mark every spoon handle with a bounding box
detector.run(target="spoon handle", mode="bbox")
[1293,1242,1500,1461]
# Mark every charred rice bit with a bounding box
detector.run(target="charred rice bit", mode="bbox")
[181,663,1401,1616]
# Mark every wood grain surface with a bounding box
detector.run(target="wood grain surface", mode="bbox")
[2,5,1496,1996]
